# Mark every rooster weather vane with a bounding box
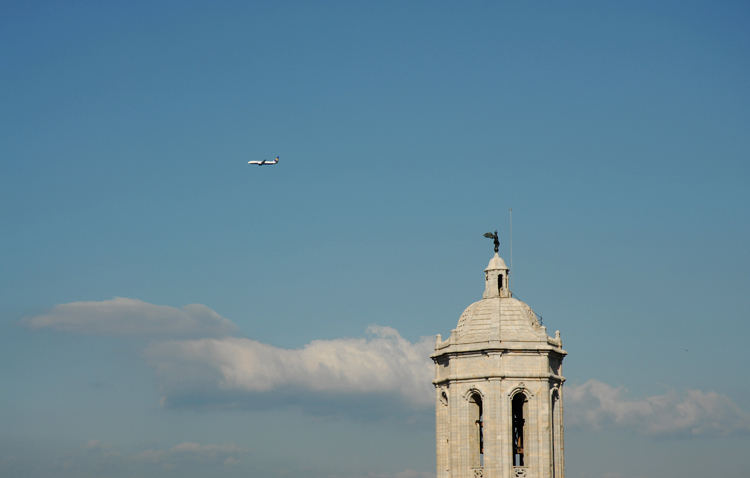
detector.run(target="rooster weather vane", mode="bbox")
[483,230,500,253]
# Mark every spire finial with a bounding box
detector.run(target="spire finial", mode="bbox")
[483,230,499,254]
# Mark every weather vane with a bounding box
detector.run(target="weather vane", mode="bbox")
[483,230,500,253]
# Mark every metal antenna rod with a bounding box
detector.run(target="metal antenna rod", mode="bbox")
[509,207,513,293]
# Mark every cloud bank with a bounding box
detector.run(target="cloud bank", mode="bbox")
[22,297,237,337]
[147,326,750,436]
[23,296,750,436]
[146,325,434,408]
[135,442,244,468]
[0,440,246,478]
[566,379,750,437]
[1,439,429,478]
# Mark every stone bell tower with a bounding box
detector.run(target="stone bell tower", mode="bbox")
[432,243,566,478]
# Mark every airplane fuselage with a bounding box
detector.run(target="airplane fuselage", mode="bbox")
[248,156,280,166]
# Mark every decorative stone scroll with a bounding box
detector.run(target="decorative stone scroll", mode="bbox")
[513,466,528,477]
[471,466,484,478]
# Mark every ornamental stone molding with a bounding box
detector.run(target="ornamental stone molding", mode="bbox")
[432,250,566,478]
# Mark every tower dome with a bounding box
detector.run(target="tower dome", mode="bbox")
[454,296,546,345]
[442,252,552,348]
[432,248,566,478]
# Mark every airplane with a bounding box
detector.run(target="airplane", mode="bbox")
[248,156,280,166]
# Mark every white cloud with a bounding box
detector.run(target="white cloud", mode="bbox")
[46,440,246,474]
[146,325,434,407]
[566,379,750,436]
[22,297,238,337]
[25,297,750,437]
[144,323,750,431]
[84,440,103,450]
[135,442,243,467]
[82,439,120,459]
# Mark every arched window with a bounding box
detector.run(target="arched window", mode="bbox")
[468,392,483,467]
[497,273,503,292]
[512,393,527,467]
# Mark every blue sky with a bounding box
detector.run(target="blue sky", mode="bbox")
[2,1,749,477]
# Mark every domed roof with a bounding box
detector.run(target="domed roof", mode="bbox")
[453,296,546,344]
[485,253,508,271]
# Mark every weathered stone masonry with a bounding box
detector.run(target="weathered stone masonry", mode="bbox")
[432,252,566,478]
